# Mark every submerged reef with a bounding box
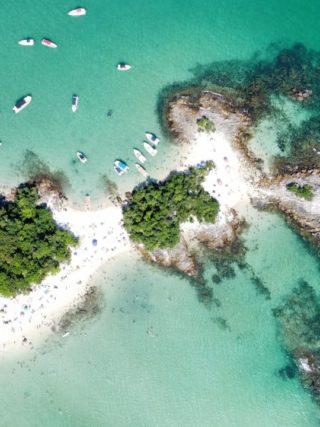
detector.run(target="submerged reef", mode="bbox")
[274,280,320,401]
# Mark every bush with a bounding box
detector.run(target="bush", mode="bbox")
[197,116,215,133]
[123,162,219,250]
[0,184,78,296]
[286,182,314,200]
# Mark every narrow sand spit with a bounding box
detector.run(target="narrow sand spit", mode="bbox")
[0,126,256,353]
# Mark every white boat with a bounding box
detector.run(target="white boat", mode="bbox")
[18,38,35,46]
[72,95,79,112]
[68,7,86,16]
[145,132,159,145]
[13,95,32,114]
[135,163,149,178]
[41,38,57,48]
[133,148,146,164]
[117,63,131,71]
[143,142,157,157]
[77,151,87,163]
[114,160,129,176]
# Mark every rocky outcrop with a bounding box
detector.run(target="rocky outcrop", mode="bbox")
[255,170,320,247]
[139,208,244,280]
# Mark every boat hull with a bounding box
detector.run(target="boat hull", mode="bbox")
[117,63,131,71]
[68,8,86,16]
[135,163,149,177]
[145,132,159,145]
[13,96,32,114]
[18,39,35,46]
[143,142,157,157]
[72,96,79,112]
[41,39,57,48]
[133,149,146,164]
[114,160,129,176]
[77,152,87,163]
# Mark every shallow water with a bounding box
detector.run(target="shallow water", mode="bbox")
[1,212,320,427]
[1,1,320,426]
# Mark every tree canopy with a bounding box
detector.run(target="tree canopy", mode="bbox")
[286,182,314,201]
[0,184,77,296]
[123,162,219,250]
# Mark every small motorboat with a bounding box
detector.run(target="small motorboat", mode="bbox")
[77,151,87,163]
[13,95,32,114]
[145,132,159,145]
[117,63,131,71]
[72,95,79,112]
[18,38,35,46]
[68,7,86,16]
[41,38,57,48]
[135,163,149,178]
[114,160,129,176]
[143,142,157,157]
[133,148,146,164]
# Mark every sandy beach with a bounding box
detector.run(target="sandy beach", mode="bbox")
[179,130,256,218]
[0,204,133,352]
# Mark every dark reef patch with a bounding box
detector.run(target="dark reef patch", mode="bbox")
[54,286,105,335]
[158,43,320,172]
[17,150,70,197]
[274,280,320,401]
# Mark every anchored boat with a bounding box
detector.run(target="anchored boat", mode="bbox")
[77,151,87,163]
[18,38,35,46]
[117,63,131,71]
[114,160,129,176]
[135,163,149,178]
[72,95,79,112]
[13,96,32,114]
[41,38,57,48]
[133,148,146,164]
[68,7,86,16]
[145,132,159,145]
[143,142,157,157]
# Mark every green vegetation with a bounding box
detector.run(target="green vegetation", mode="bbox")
[123,162,219,250]
[0,184,77,296]
[197,116,215,133]
[286,182,314,200]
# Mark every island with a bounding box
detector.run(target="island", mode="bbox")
[1,44,320,404]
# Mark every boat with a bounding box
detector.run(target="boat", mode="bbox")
[114,160,129,176]
[76,151,87,163]
[72,95,79,112]
[13,95,32,114]
[145,132,160,145]
[41,38,57,48]
[135,163,149,178]
[143,142,157,157]
[117,63,131,71]
[133,148,146,164]
[18,38,35,46]
[68,7,86,16]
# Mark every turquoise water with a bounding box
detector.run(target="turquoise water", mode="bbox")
[1,213,320,426]
[1,1,320,426]
[1,0,320,204]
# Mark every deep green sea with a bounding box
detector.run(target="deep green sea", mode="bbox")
[1,0,320,426]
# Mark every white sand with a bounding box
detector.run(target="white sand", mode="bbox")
[178,131,256,219]
[0,128,254,353]
[0,204,132,352]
